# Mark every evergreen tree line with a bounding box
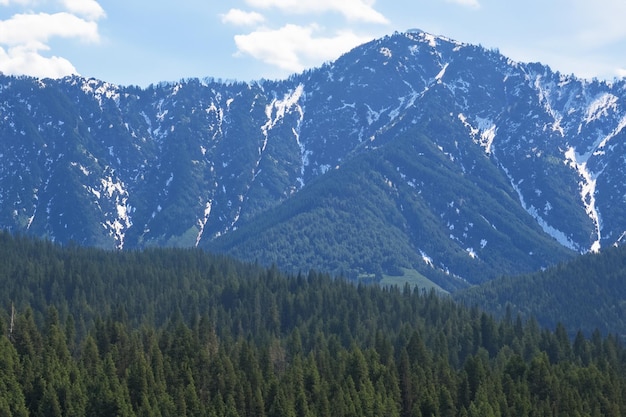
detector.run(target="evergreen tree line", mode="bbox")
[0,231,625,416]
[455,244,626,339]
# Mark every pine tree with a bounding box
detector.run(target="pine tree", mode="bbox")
[0,335,28,417]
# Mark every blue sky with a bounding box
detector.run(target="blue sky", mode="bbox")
[1,0,626,87]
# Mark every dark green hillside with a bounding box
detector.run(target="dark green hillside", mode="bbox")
[207,115,574,288]
[1,232,626,416]
[454,244,626,338]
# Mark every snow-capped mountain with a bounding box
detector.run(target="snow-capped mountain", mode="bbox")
[1,31,625,284]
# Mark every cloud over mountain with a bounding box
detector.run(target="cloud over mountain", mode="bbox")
[223,0,389,77]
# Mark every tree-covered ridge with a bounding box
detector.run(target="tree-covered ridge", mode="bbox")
[207,118,574,288]
[454,244,626,339]
[0,232,626,416]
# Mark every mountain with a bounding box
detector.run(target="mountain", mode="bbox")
[454,244,626,339]
[1,30,625,284]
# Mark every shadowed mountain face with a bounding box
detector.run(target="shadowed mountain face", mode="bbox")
[1,31,625,284]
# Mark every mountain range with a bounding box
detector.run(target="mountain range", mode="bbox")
[1,30,625,287]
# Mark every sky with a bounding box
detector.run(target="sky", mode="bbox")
[1,0,626,87]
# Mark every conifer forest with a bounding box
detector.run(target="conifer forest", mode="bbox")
[0,232,625,416]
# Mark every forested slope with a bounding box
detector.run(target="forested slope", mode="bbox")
[454,244,626,339]
[0,232,625,416]
[207,122,574,289]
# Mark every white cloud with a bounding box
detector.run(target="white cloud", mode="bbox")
[221,9,265,26]
[0,43,77,78]
[445,0,480,8]
[60,0,106,20]
[223,0,387,77]
[0,12,100,45]
[0,0,35,5]
[234,24,372,73]
[245,0,389,24]
[0,4,104,78]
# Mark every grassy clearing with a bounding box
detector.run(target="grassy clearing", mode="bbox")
[380,268,449,294]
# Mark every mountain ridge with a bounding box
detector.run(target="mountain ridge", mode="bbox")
[1,30,625,283]
[454,243,626,338]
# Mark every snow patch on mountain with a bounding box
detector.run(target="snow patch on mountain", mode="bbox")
[365,104,382,125]
[590,114,626,158]
[379,47,392,59]
[422,32,438,48]
[502,165,579,251]
[100,173,132,249]
[71,161,90,176]
[196,200,212,247]
[420,250,434,267]
[80,79,121,108]
[206,101,225,140]
[264,84,305,130]
[564,147,602,252]
[458,114,496,154]
[294,126,308,188]
[171,83,183,96]
[533,75,565,136]
[584,93,618,125]
[435,63,449,83]
[262,84,307,186]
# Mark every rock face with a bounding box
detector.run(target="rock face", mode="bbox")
[1,31,625,283]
